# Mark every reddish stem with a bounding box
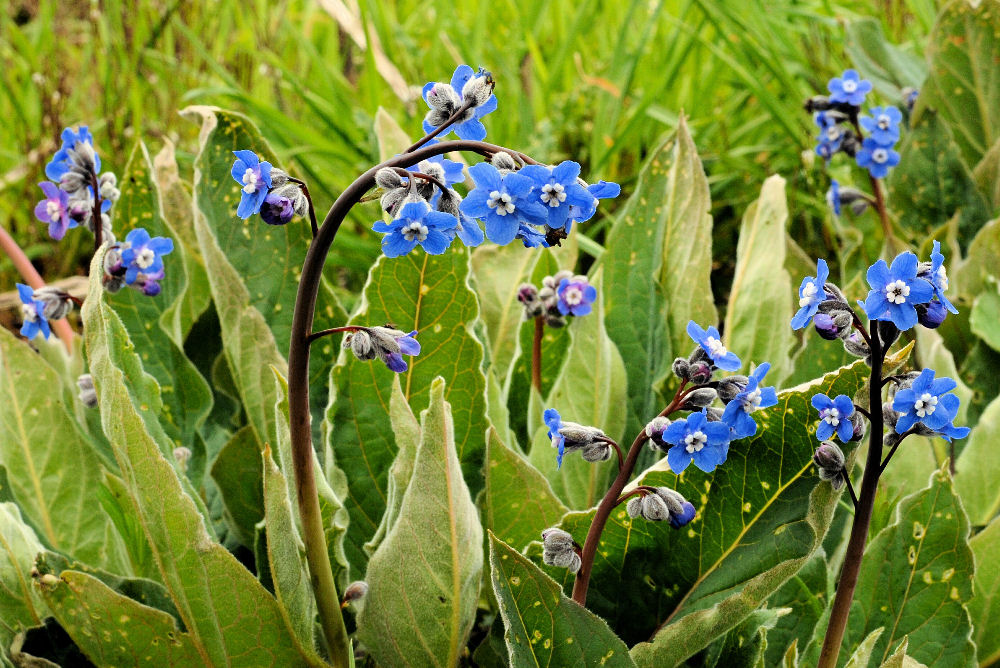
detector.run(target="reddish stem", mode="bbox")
[531,316,544,392]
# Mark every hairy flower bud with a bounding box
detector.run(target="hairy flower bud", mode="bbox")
[491,151,520,172]
[813,441,845,488]
[843,331,870,361]
[341,580,369,606]
[345,329,376,360]
[375,167,404,190]
[517,283,543,319]
[461,69,495,107]
[672,357,690,381]
[717,375,749,403]
[688,360,713,385]
[682,387,718,410]
[59,171,87,193]
[849,412,867,442]
[436,188,462,218]
[641,493,671,521]
[541,528,581,572]
[626,496,643,518]
[77,374,97,408]
[380,187,409,216]
[544,312,567,328]
[916,301,947,329]
[581,442,613,462]
[882,401,899,428]
[813,311,851,340]
[704,406,725,422]
[804,95,833,112]
[645,416,671,451]
[31,287,74,320]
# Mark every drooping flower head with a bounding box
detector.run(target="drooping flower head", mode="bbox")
[556,275,597,317]
[663,409,732,473]
[720,363,778,439]
[862,251,933,330]
[686,321,741,371]
[422,65,498,141]
[16,284,50,340]
[260,192,295,226]
[860,106,902,145]
[811,393,855,442]
[231,150,273,219]
[45,126,101,181]
[459,162,547,245]
[34,182,74,240]
[891,368,964,436]
[519,161,596,231]
[918,240,958,315]
[791,258,830,330]
[372,200,458,257]
[544,408,567,467]
[344,326,420,373]
[827,69,872,106]
[814,112,846,158]
[120,228,174,286]
[855,137,900,179]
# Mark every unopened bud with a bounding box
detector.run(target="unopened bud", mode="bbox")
[917,301,947,329]
[77,374,97,408]
[813,441,845,488]
[541,528,581,572]
[491,151,519,172]
[672,357,690,381]
[849,412,867,442]
[717,375,749,403]
[345,330,376,361]
[813,311,851,340]
[380,187,408,216]
[517,283,543,318]
[704,406,725,422]
[461,69,495,107]
[641,493,671,521]
[173,446,192,473]
[804,95,833,112]
[882,402,899,428]
[375,167,404,190]
[544,312,567,328]
[682,387,718,410]
[645,416,671,451]
[31,287,74,320]
[688,360,713,385]
[436,188,462,218]
[59,171,87,193]
[626,496,643,518]
[341,580,369,607]
[843,331,870,360]
[581,442,612,462]
[877,320,900,349]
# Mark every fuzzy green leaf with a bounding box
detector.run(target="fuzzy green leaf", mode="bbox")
[0,503,46,653]
[954,395,1000,525]
[968,515,1000,666]
[970,278,1000,352]
[762,551,829,667]
[844,19,926,97]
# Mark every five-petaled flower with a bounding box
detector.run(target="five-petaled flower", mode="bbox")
[231,150,273,219]
[372,200,458,257]
[919,240,958,315]
[520,161,595,231]
[855,137,900,179]
[811,393,855,442]
[121,228,174,287]
[860,106,902,145]
[17,284,50,340]
[421,65,498,141]
[862,251,933,330]
[663,409,732,473]
[556,276,597,317]
[891,368,965,437]
[459,162,547,245]
[686,320,741,371]
[721,363,778,439]
[791,258,830,330]
[827,69,872,106]
[34,182,74,240]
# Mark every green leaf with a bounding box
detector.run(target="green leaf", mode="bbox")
[0,328,127,572]
[762,552,829,667]
[37,570,202,665]
[958,340,1000,425]
[879,637,929,668]
[841,469,975,668]
[488,532,636,668]
[844,628,885,668]
[921,0,1000,168]
[0,503,46,653]
[485,428,568,552]
[968,515,1000,666]
[972,138,1000,209]
[970,277,1000,352]
[700,607,788,668]
[545,361,866,659]
[326,249,489,572]
[955,218,1000,298]
[844,19,927,97]
[954,395,1000,525]
[602,117,717,442]
[210,425,264,547]
[82,254,322,666]
[95,473,157,580]
[724,175,794,385]
[357,378,483,667]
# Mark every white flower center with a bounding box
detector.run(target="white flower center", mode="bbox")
[135,248,156,270]
[914,393,938,418]
[705,336,727,358]
[242,167,260,194]
[877,114,891,129]
[487,190,515,215]
[825,126,842,142]
[684,430,707,453]
[884,279,910,305]
[799,281,819,308]
[823,408,841,426]
[842,79,857,94]
[743,388,762,412]
[46,200,62,222]
[21,303,38,322]
[401,221,429,242]
[540,183,566,207]
[936,265,949,291]
[872,148,889,164]
[563,286,583,306]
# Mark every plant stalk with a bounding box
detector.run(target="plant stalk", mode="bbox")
[531,316,543,392]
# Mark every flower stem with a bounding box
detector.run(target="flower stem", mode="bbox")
[90,171,103,251]
[531,316,544,392]
[571,381,688,605]
[818,321,883,668]
[306,325,364,344]
[850,118,896,250]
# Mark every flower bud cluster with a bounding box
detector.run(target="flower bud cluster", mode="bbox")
[343,325,421,374]
[229,151,309,225]
[540,528,581,573]
[101,228,174,297]
[543,408,611,468]
[625,487,696,529]
[521,271,598,328]
[813,441,846,488]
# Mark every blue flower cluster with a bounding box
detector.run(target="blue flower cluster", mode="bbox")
[856,106,902,178]
[230,151,308,225]
[103,228,175,297]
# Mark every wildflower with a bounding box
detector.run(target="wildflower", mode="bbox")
[791,259,829,330]
[663,409,732,473]
[519,161,595,231]
[811,394,855,442]
[567,180,621,229]
[862,251,933,330]
[514,223,548,248]
[434,189,485,248]
[720,363,778,439]
[121,228,174,286]
[344,326,420,373]
[827,69,872,106]
[16,284,50,340]
[813,441,846,488]
[34,182,74,240]
[891,368,962,435]
[860,106,902,145]
[826,180,841,216]
[917,240,958,315]
[916,301,947,329]
[541,528,580,572]
[626,488,694,526]
[855,137,900,179]
[814,112,847,158]
[421,65,497,141]
[459,162,547,245]
[372,200,457,257]
[543,408,606,468]
[686,321,740,371]
[31,286,74,320]
[230,150,273,219]
[260,192,295,225]
[45,126,101,182]
[556,275,597,317]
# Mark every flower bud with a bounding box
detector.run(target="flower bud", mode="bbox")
[681,387,718,410]
[544,312,567,328]
[59,171,87,193]
[804,95,833,112]
[380,187,408,216]
[557,422,606,450]
[461,69,495,107]
[425,82,460,111]
[813,441,845,488]
[849,412,867,442]
[645,416,671,451]
[541,528,581,572]
[491,151,520,172]
[671,501,697,528]
[672,357,690,381]
[31,287,74,320]
[102,274,126,294]
[345,330,376,361]
[341,580,369,607]
[882,401,899,428]
[517,283,544,319]
[436,188,462,218]
[843,331,870,360]
[640,493,671,521]
[375,167,404,190]
[704,406,725,422]
[626,496,643,518]
[717,375,749,403]
[917,301,947,329]
[581,442,613,462]
[813,312,849,340]
[77,374,97,408]
[688,360,713,385]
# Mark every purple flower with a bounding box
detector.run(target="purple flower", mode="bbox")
[891,368,961,435]
[556,276,597,316]
[121,228,174,286]
[17,284,50,340]
[459,162,547,245]
[663,410,732,473]
[421,65,498,141]
[791,258,829,330]
[811,394,855,442]
[862,252,934,330]
[45,126,101,181]
[231,150,273,219]
[372,200,457,257]
[33,182,74,240]
[686,321,741,371]
[827,69,872,106]
[720,363,778,439]
[519,161,596,231]
[855,137,900,179]
[860,106,902,145]
[260,192,295,225]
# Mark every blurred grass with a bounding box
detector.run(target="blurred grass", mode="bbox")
[0,0,935,291]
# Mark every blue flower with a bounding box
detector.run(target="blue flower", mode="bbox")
[45,126,101,181]
[443,209,485,248]
[567,180,621,230]
[34,182,74,240]
[17,284,50,340]
[556,276,597,316]
[421,65,498,141]
[860,106,902,145]
[121,228,174,286]
[544,408,567,467]
[459,162,547,245]
[686,321,741,371]
[720,363,778,439]
[814,112,846,158]
[811,394,855,442]
[515,223,549,248]
[385,330,420,373]
[827,69,872,106]
[407,144,466,189]
[231,150,273,219]
[670,501,697,529]
[862,252,934,330]
[826,180,841,216]
[855,137,900,179]
[891,368,963,435]
[663,410,732,473]
[372,200,457,257]
[519,161,596,231]
[791,258,830,330]
[919,240,958,315]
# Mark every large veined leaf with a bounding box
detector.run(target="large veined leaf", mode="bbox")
[969,515,1000,666]
[488,533,635,667]
[840,470,975,667]
[954,395,1000,525]
[0,503,46,654]
[970,278,1000,352]
[954,218,999,298]
[601,117,717,442]
[699,607,789,668]
[0,329,127,573]
[844,18,926,98]
[326,248,489,571]
[82,255,321,666]
[762,551,829,667]
[357,378,483,667]
[210,425,264,547]
[724,175,794,386]
[534,360,867,659]
[920,0,1000,169]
